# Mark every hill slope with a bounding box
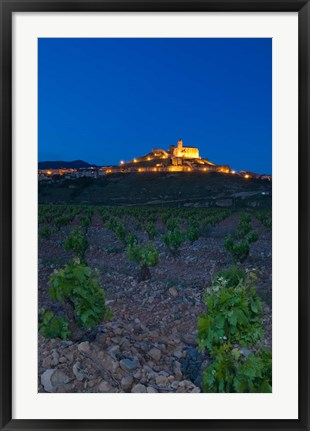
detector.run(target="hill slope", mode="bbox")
[39,172,271,208]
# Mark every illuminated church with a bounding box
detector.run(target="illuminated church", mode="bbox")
[171,139,200,159]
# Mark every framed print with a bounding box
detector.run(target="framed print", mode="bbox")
[1,0,309,430]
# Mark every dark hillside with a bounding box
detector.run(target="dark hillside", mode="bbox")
[39,172,271,208]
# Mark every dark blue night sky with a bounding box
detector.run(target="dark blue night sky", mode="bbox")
[38,38,272,174]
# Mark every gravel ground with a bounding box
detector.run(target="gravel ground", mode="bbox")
[38,210,272,393]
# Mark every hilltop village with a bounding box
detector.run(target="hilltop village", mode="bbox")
[111,139,230,174]
[38,140,271,181]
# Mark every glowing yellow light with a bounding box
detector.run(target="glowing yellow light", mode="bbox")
[120,161,124,165]
[147,157,151,161]
[153,168,157,172]
[133,159,137,163]
[187,168,191,172]
[244,174,250,179]
[138,168,142,172]
[47,170,52,175]
[203,168,207,171]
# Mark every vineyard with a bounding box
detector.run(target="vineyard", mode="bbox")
[38,204,272,393]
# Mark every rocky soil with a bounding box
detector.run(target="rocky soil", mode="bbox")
[38,211,272,393]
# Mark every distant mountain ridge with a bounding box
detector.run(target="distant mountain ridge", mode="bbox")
[38,160,97,169]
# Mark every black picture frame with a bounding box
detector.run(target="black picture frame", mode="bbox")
[1,0,309,430]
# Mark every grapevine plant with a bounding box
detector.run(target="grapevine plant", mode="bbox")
[127,241,159,281]
[49,259,111,329]
[224,236,250,263]
[225,213,258,263]
[64,227,89,260]
[162,229,184,256]
[39,310,70,340]
[198,267,272,393]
